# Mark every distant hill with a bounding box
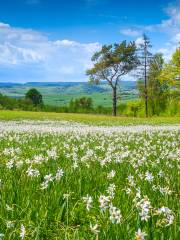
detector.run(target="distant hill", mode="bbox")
[0,81,138,107]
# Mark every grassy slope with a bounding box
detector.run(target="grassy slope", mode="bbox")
[0,83,138,107]
[0,110,180,125]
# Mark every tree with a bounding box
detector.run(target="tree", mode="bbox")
[137,34,153,117]
[69,97,93,112]
[86,41,139,116]
[147,53,169,115]
[160,46,180,98]
[25,88,43,106]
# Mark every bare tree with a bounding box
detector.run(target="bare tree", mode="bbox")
[137,34,153,117]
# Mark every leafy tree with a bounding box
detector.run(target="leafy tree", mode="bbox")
[138,53,170,115]
[69,97,93,112]
[160,46,180,99]
[25,88,43,106]
[86,41,139,116]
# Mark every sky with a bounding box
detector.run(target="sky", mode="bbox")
[0,0,180,82]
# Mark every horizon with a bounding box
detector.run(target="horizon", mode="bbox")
[0,0,180,83]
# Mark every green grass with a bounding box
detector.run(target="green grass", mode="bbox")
[0,110,180,125]
[0,128,179,239]
[0,83,138,107]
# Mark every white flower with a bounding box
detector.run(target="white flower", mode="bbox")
[6,204,13,211]
[55,168,64,181]
[83,195,93,211]
[109,205,122,224]
[20,224,26,239]
[26,167,40,177]
[99,195,110,211]
[157,206,174,226]
[40,181,49,190]
[107,170,116,179]
[107,183,116,199]
[6,160,14,169]
[145,171,154,182]
[6,221,15,228]
[135,228,147,240]
[90,223,99,235]
[16,161,24,168]
[136,196,152,222]
[0,233,4,240]
[44,174,54,182]
[63,193,70,199]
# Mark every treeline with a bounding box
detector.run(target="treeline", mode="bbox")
[86,35,180,117]
[0,92,179,117]
[0,35,179,117]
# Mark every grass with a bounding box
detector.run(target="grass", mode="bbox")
[0,110,180,125]
[0,82,138,107]
[0,126,179,239]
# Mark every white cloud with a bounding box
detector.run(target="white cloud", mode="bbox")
[0,22,101,82]
[120,28,141,37]
[143,2,180,35]
[0,22,10,28]
[172,33,180,42]
[135,37,144,47]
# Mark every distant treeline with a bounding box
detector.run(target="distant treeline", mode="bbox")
[0,91,179,117]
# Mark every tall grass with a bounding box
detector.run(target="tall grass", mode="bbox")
[0,125,179,239]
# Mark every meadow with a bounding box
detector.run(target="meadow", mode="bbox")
[0,120,179,239]
[0,82,138,107]
[0,110,180,125]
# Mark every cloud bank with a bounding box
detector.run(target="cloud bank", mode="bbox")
[0,23,101,82]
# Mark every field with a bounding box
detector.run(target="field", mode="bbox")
[0,82,138,107]
[0,110,180,126]
[0,120,179,239]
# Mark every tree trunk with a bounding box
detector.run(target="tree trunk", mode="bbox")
[112,87,117,116]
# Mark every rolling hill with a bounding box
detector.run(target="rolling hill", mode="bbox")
[0,81,138,107]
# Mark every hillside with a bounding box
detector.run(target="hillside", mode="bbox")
[0,81,138,107]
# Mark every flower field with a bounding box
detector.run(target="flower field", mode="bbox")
[0,121,179,239]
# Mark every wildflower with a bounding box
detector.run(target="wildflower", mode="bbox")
[135,228,147,240]
[109,205,122,224]
[136,196,152,222]
[6,160,14,169]
[127,175,136,186]
[6,221,15,228]
[16,161,24,168]
[26,167,40,177]
[55,168,64,181]
[158,170,164,177]
[63,193,70,199]
[40,181,49,190]
[90,223,99,235]
[145,171,154,183]
[0,233,4,240]
[6,204,13,211]
[83,195,93,211]
[157,206,174,226]
[20,224,26,239]
[44,174,54,182]
[106,183,116,199]
[107,170,116,179]
[125,187,132,194]
[99,195,110,211]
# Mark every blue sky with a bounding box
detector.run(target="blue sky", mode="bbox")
[0,0,180,82]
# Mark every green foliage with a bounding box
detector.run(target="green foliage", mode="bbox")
[69,97,93,113]
[160,46,180,91]
[25,88,43,106]
[87,41,139,116]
